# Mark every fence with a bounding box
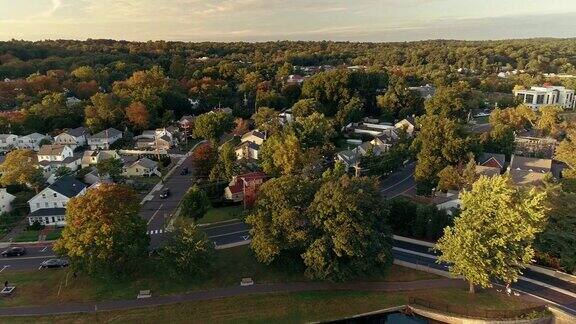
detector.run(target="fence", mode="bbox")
[408,297,547,319]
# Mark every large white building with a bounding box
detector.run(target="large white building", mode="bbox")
[27,176,87,226]
[0,188,16,214]
[514,86,575,110]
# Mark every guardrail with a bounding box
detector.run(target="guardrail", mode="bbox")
[408,297,546,319]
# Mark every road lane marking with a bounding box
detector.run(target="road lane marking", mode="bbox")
[242,235,250,241]
[202,221,245,230]
[0,255,57,261]
[381,171,415,192]
[147,204,164,226]
[208,229,249,239]
[0,265,9,272]
[391,184,417,198]
[40,246,47,252]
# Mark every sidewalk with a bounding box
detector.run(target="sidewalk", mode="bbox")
[0,278,466,317]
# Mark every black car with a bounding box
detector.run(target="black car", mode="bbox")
[180,167,189,175]
[159,188,170,199]
[40,259,69,269]
[1,247,26,257]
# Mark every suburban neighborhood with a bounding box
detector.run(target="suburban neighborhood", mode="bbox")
[0,4,576,322]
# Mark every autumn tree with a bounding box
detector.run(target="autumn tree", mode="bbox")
[292,99,322,118]
[260,131,304,176]
[54,184,149,276]
[126,101,150,130]
[436,175,548,293]
[84,93,124,133]
[555,128,576,190]
[0,149,44,191]
[180,185,211,220]
[192,111,234,142]
[536,105,563,136]
[232,118,250,136]
[191,142,218,179]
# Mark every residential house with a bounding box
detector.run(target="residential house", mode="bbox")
[235,130,266,161]
[433,190,461,216]
[476,152,506,177]
[409,84,436,100]
[224,172,267,207]
[81,150,121,168]
[394,117,417,137]
[54,127,88,150]
[87,128,123,150]
[0,134,18,152]
[66,96,82,107]
[508,155,553,186]
[514,129,558,158]
[37,144,81,177]
[286,74,305,85]
[135,128,178,151]
[336,131,399,171]
[513,85,575,110]
[345,120,397,137]
[17,133,50,151]
[122,157,160,177]
[27,176,87,226]
[179,115,196,135]
[0,188,16,214]
[279,110,294,125]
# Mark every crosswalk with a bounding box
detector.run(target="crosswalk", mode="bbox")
[147,229,164,235]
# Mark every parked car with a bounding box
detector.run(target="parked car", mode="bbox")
[180,167,189,175]
[1,247,26,257]
[40,259,69,269]
[159,188,170,199]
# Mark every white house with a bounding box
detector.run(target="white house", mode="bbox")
[16,133,50,151]
[54,127,88,150]
[433,190,461,216]
[135,127,178,150]
[27,176,87,226]
[81,150,121,168]
[235,130,266,161]
[0,188,16,214]
[0,134,18,152]
[514,85,575,110]
[88,128,123,150]
[122,157,160,177]
[37,144,74,163]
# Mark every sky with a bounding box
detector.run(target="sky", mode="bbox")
[1,0,576,42]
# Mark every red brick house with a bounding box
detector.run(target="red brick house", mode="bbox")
[224,172,267,208]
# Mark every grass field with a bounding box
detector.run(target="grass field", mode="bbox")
[197,206,244,224]
[0,288,541,324]
[0,246,439,308]
[13,230,38,242]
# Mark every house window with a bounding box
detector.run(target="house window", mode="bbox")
[36,203,40,208]
[53,193,57,198]
[45,202,49,207]
[53,202,57,207]
[42,194,46,199]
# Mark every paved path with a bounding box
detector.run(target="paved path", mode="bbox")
[0,278,465,317]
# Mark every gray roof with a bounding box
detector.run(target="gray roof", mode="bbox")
[48,176,86,198]
[0,134,17,140]
[91,128,122,139]
[132,157,158,170]
[65,127,87,137]
[30,208,66,217]
[509,155,552,173]
[478,153,506,168]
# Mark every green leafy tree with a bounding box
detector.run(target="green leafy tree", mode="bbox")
[209,142,239,182]
[377,76,423,121]
[336,96,364,127]
[192,111,234,142]
[425,82,478,121]
[303,176,393,281]
[292,99,322,118]
[55,166,73,179]
[84,93,125,133]
[555,128,576,191]
[181,185,211,220]
[161,221,214,275]
[246,176,318,265]
[260,131,304,176]
[96,158,124,182]
[412,115,475,192]
[54,184,149,276]
[436,175,548,293]
[294,112,336,149]
[252,107,282,135]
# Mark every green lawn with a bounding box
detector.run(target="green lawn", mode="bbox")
[0,288,542,324]
[45,228,63,241]
[13,230,38,242]
[198,206,244,224]
[0,246,438,308]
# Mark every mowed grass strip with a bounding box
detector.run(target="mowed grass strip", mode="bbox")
[0,246,438,308]
[0,288,541,324]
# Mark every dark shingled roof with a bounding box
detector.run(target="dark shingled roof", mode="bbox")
[48,176,86,198]
[30,208,66,217]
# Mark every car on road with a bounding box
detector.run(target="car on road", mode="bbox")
[180,167,189,175]
[40,259,69,269]
[159,188,170,199]
[1,247,26,257]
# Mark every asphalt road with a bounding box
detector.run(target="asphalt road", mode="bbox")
[202,220,250,247]
[139,153,195,249]
[380,162,416,198]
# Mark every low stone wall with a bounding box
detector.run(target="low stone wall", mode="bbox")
[409,306,553,324]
